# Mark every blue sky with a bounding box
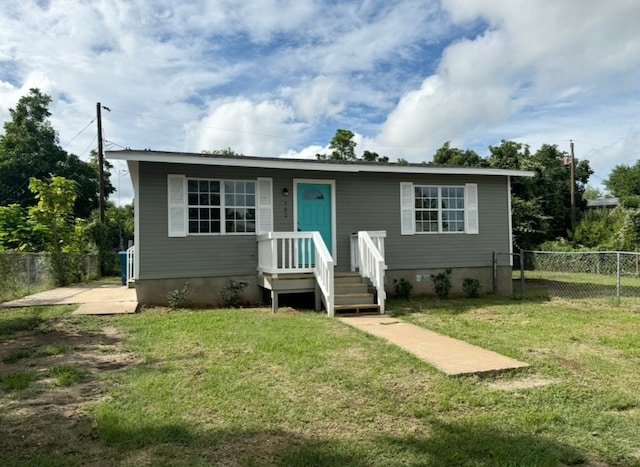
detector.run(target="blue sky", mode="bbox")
[1,0,639,204]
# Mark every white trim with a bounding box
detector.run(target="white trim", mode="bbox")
[293,179,337,264]
[107,150,534,178]
[507,176,513,266]
[128,161,140,280]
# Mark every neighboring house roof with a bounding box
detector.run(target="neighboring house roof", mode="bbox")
[106,150,535,178]
[586,198,620,209]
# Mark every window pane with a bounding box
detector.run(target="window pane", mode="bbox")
[188,208,198,220]
[200,208,210,220]
[188,193,198,205]
[187,180,198,191]
[211,209,220,220]
[200,221,210,233]
[247,194,255,206]
[199,194,209,205]
[225,194,234,206]
[246,209,256,220]
[226,221,235,233]
[225,181,234,193]
[188,221,198,233]
[211,194,220,205]
[210,181,220,193]
[246,182,255,194]
[225,208,234,220]
[236,194,244,206]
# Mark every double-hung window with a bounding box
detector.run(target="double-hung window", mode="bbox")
[415,186,465,233]
[187,179,256,235]
[401,182,478,235]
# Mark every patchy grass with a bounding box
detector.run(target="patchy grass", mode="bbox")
[47,365,86,387]
[1,348,34,364]
[1,302,639,466]
[0,370,39,391]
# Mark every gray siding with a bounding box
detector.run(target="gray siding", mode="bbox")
[138,162,511,280]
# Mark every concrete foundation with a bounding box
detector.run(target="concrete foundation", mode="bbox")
[135,265,513,307]
[135,275,263,307]
[384,266,512,298]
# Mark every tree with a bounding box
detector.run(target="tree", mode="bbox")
[28,176,87,285]
[316,129,357,161]
[605,161,640,198]
[0,89,111,218]
[201,147,244,157]
[583,185,606,200]
[433,141,485,167]
[362,150,389,163]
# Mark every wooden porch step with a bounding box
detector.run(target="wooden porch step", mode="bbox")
[334,304,381,315]
[335,292,375,306]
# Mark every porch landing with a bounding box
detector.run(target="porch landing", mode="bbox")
[339,315,529,376]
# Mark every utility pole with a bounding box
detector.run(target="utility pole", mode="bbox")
[570,140,576,231]
[96,102,105,223]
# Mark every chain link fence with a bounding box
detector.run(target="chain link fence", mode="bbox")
[497,250,640,308]
[0,251,100,303]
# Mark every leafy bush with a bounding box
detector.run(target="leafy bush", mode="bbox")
[432,269,452,299]
[167,282,189,309]
[221,279,248,308]
[393,278,413,299]
[462,278,482,298]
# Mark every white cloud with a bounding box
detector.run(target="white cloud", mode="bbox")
[375,0,640,162]
[1,0,639,205]
[188,98,304,156]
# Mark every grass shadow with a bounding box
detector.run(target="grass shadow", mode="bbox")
[377,418,586,466]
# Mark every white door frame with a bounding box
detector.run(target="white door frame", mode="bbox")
[293,178,337,263]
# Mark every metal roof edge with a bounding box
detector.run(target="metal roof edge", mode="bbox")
[106,150,535,177]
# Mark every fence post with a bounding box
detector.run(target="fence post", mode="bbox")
[492,251,497,294]
[616,251,621,305]
[520,249,525,299]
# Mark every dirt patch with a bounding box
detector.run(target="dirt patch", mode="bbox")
[486,376,557,391]
[0,319,141,461]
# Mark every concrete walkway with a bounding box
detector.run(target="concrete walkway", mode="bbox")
[0,282,138,315]
[339,315,528,376]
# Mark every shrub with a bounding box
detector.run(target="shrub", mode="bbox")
[462,278,482,298]
[432,269,452,299]
[221,279,248,307]
[393,278,413,299]
[167,282,189,309]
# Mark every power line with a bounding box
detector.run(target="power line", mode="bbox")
[61,119,95,149]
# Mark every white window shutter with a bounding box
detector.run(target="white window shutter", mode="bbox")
[167,174,187,237]
[465,183,479,234]
[256,177,273,234]
[400,182,415,235]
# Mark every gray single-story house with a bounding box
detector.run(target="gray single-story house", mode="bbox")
[107,150,533,316]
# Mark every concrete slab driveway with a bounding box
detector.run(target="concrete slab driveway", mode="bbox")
[0,282,138,315]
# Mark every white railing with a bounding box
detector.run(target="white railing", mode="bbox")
[357,231,386,314]
[257,232,334,316]
[311,232,335,317]
[126,245,135,284]
[350,231,386,271]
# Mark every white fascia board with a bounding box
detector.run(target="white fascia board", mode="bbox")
[106,150,534,178]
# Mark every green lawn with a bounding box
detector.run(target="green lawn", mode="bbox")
[1,299,639,466]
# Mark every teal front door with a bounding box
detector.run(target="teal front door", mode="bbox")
[297,183,332,265]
